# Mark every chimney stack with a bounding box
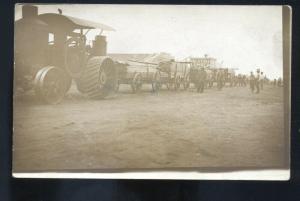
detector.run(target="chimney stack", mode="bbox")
[22,5,38,19]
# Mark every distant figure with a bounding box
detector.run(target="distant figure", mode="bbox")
[197,67,207,93]
[237,74,242,87]
[229,74,234,87]
[273,79,277,87]
[249,72,255,93]
[278,77,282,87]
[242,75,247,87]
[206,69,214,88]
[260,72,264,90]
[216,69,224,90]
[255,69,260,93]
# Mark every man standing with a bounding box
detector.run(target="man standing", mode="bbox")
[260,72,264,90]
[255,69,260,93]
[197,67,207,93]
[278,77,282,87]
[249,71,255,93]
[216,69,224,90]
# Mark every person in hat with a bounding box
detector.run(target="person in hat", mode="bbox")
[273,78,277,87]
[255,68,260,93]
[260,71,264,90]
[216,69,224,90]
[278,77,282,87]
[197,67,207,93]
[249,71,255,93]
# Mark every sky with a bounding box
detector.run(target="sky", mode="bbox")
[15,4,283,79]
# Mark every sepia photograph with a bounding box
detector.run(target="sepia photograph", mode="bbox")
[13,4,291,180]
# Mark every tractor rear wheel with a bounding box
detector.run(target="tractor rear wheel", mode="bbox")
[78,56,117,99]
[34,66,69,104]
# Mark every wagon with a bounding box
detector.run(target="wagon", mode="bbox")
[158,61,191,90]
[115,60,161,93]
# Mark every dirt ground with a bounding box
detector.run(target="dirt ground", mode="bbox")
[13,83,288,172]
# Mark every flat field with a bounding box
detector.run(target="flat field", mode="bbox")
[13,84,287,172]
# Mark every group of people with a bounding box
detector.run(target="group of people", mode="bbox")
[249,69,265,94]
[273,77,283,87]
[249,69,283,94]
[193,67,282,94]
[195,68,230,93]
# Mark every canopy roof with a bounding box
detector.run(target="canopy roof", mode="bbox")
[35,13,115,31]
[15,17,48,27]
[16,13,115,31]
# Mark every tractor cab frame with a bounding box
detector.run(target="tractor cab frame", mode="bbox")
[14,5,116,103]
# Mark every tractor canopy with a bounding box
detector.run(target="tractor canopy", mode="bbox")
[15,12,115,33]
[37,13,115,32]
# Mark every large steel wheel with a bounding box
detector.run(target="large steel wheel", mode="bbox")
[152,71,161,92]
[78,56,117,99]
[34,66,68,104]
[131,73,142,93]
[64,74,72,93]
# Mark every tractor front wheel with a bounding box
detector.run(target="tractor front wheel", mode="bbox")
[34,66,69,104]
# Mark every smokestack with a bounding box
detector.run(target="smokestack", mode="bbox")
[92,35,107,56]
[22,5,38,19]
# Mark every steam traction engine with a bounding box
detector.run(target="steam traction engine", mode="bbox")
[14,5,117,103]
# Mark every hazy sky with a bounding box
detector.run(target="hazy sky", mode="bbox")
[15,4,283,79]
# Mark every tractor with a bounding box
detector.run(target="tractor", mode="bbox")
[14,5,117,104]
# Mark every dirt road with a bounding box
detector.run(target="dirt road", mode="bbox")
[13,84,287,172]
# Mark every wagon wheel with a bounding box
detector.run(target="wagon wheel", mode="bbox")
[174,76,181,91]
[152,72,161,92]
[183,74,190,90]
[64,74,72,93]
[34,66,68,104]
[165,75,172,90]
[131,73,142,93]
[166,82,172,90]
[114,80,120,92]
[98,65,117,94]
